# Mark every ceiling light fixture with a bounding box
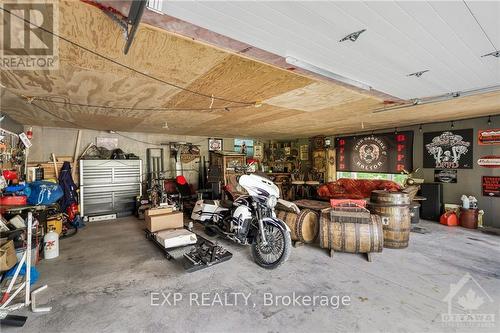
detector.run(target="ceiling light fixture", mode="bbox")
[285,57,372,91]
[451,121,455,129]
[488,116,492,125]
[481,50,500,58]
[407,70,429,78]
[339,29,366,42]
[419,124,423,133]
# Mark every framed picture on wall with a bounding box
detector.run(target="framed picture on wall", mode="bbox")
[423,129,473,169]
[434,169,457,183]
[234,139,254,157]
[300,144,309,161]
[208,138,223,152]
[97,137,118,150]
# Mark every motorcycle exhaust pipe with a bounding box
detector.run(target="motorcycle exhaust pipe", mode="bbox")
[205,224,232,236]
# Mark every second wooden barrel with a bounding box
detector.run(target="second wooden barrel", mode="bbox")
[276,209,319,243]
[370,190,410,206]
[368,203,411,249]
[319,211,383,253]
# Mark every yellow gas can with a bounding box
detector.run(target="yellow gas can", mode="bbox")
[46,217,62,235]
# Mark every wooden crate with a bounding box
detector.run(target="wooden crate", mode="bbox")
[27,162,79,182]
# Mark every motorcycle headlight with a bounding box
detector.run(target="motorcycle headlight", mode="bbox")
[267,195,278,209]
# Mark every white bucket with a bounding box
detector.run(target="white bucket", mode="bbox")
[44,230,59,259]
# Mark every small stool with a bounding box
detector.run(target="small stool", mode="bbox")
[291,180,306,200]
[305,180,320,199]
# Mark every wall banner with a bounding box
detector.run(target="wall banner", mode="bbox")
[336,131,413,173]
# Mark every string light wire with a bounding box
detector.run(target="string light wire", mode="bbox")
[0,6,256,107]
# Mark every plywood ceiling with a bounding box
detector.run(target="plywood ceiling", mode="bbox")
[0,0,499,140]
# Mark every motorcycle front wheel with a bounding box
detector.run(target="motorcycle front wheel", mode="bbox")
[251,221,291,269]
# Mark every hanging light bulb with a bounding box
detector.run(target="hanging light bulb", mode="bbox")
[394,128,398,134]
[488,116,492,126]
[451,121,455,129]
[419,124,423,133]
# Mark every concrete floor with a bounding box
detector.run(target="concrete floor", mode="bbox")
[6,216,500,333]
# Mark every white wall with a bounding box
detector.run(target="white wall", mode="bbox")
[26,126,235,189]
[0,115,23,133]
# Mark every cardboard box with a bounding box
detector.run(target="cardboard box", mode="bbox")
[145,207,174,217]
[0,240,17,272]
[145,210,183,232]
[155,228,197,249]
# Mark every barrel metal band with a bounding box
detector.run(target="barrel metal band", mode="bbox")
[355,222,360,252]
[369,219,375,252]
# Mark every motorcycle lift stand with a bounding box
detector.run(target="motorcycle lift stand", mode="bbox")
[144,229,232,272]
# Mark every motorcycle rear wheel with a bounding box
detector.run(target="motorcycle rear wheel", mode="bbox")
[251,222,291,269]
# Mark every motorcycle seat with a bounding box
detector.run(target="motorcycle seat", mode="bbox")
[219,200,233,209]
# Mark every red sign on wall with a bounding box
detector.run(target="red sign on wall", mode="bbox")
[482,176,500,197]
[478,129,500,145]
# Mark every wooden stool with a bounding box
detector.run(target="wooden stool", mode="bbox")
[305,180,320,199]
[291,180,306,200]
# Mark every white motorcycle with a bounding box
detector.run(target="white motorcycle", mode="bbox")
[191,174,293,269]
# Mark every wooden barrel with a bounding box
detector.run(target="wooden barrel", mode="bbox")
[368,203,411,249]
[276,209,319,243]
[319,210,383,253]
[371,190,410,206]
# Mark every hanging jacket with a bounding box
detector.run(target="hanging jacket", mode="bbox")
[58,161,78,212]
